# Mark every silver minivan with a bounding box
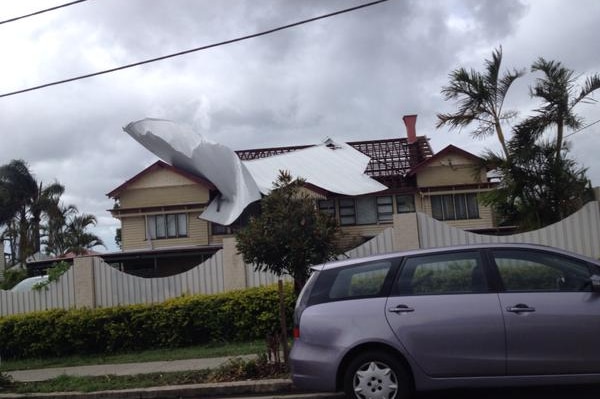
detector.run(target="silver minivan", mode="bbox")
[290,243,600,399]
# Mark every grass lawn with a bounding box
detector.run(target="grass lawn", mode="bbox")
[1,340,266,371]
[2,356,289,393]
[1,340,290,393]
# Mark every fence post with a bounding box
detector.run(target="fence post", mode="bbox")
[393,212,421,251]
[0,241,5,282]
[222,237,248,291]
[73,256,96,308]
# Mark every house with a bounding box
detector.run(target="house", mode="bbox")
[107,115,498,276]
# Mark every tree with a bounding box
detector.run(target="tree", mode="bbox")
[439,49,598,231]
[65,214,105,255]
[236,171,340,295]
[43,210,105,256]
[514,58,600,160]
[480,141,593,230]
[43,203,79,256]
[437,47,525,159]
[0,160,64,264]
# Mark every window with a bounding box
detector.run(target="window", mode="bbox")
[147,213,188,239]
[339,198,356,225]
[396,195,415,213]
[395,251,486,295]
[318,199,336,218]
[212,223,233,235]
[309,260,395,305]
[492,250,592,292]
[356,197,377,225]
[211,201,261,235]
[339,197,389,225]
[377,196,393,222]
[431,193,479,221]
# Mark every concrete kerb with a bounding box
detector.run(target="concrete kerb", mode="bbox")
[0,380,344,399]
[0,379,296,399]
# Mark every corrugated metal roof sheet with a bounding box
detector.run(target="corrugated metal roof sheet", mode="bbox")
[244,140,387,195]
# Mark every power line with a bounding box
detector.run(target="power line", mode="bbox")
[0,0,389,99]
[0,0,88,25]
[565,119,600,138]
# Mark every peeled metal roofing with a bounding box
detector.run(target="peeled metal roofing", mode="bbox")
[124,119,388,225]
[244,139,388,195]
[123,118,262,226]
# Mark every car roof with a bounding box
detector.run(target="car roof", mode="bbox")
[311,243,596,272]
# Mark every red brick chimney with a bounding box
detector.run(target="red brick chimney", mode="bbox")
[403,114,417,144]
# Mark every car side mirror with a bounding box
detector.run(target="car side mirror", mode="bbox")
[591,275,600,293]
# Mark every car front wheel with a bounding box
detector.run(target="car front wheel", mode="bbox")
[343,350,411,399]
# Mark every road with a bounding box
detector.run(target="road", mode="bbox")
[246,384,600,399]
[417,384,600,399]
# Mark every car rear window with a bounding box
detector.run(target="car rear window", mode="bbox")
[307,260,396,306]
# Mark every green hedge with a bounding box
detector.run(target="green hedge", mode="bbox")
[0,284,295,360]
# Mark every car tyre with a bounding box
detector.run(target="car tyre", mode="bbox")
[343,350,411,399]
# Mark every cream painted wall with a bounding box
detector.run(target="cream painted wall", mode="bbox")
[120,211,209,250]
[416,154,486,188]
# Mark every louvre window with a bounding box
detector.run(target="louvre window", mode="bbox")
[339,198,356,225]
[339,197,392,225]
[318,199,336,218]
[377,196,393,222]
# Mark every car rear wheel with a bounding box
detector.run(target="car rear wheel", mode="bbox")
[343,351,411,399]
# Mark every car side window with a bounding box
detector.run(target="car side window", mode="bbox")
[329,261,393,299]
[491,249,592,292]
[394,251,486,295]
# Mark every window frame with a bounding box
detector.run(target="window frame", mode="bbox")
[431,193,480,221]
[489,248,595,293]
[392,250,489,296]
[395,194,415,214]
[339,198,357,226]
[377,196,394,223]
[147,213,189,240]
[318,199,337,219]
[307,258,400,306]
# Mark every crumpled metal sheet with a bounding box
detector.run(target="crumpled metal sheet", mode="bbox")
[124,118,261,226]
[124,118,388,226]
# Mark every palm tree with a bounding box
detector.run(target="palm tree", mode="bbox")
[0,160,64,264]
[437,47,525,159]
[43,203,79,257]
[65,214,105,255]
[516,58,600,160]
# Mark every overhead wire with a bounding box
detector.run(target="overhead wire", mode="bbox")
[565,119,600,138]
[0,0,389,99]
[0,0,88,25]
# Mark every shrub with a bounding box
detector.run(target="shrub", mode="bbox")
[0,283,295,360]
[0,371,13,389]
[0,268,28,291]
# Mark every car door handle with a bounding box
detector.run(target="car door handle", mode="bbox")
[388,304,415,313]
[506,304,536,313]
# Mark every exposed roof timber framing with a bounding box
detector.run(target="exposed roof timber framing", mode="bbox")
[236,137,433,178]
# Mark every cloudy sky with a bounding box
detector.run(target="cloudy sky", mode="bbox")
[1,0,599,252]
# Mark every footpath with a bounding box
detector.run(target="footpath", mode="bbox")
[1,356,342,399]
